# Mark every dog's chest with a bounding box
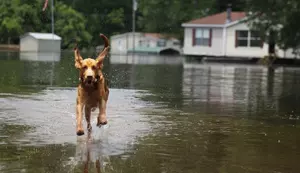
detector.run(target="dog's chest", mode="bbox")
[84,91,100,107]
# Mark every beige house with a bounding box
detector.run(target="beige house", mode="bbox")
[110,32,182,55]
[181,9,298,59]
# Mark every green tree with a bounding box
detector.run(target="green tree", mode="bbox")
[0,0,49,44]
[137,0,215,41]
[211,0,245,13]
[62,0,130,46]
[245,0,300,51]
[18,0,44,33]
[54,1,92,49]
[0,0,91,49]
[0,0,23,44]
[38,0,92,49]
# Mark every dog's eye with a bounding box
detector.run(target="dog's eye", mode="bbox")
[83,66,87,69]
[92,65,96,70]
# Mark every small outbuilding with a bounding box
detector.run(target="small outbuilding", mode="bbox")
[20,32,62,53]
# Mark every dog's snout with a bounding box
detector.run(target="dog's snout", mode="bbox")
[86,76,93,84]
[86,76,93,80]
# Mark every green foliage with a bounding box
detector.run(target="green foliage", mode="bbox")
[54,1,92,49]
[245,0,300,50]
[0,0,49,43]
[211,0,245,13]
[0,0,23,43]
[0,0,91,49]
[62,0,131,46]
[137,0,214,41]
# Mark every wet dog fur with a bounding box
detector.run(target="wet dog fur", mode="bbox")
[74,34,110,136]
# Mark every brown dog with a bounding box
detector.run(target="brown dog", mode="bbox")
[74,34,110,136]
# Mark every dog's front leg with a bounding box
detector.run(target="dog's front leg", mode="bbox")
[97,98,107,126]
[76,98,84,136]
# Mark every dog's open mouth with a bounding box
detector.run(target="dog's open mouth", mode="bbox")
[84,79,94,86]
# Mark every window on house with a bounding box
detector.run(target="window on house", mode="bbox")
[236,30,248,47]
[194,28,210,46]
[236,30,262,48]
[173,41,180,46]
[250,31,262,47]
[157,39,166,47]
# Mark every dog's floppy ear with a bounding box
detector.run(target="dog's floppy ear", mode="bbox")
[96,34,110,68]
[74,43,83,69]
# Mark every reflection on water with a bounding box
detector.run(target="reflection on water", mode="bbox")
[74,132,105,173]
[1,53,300,172]
[20,52,61,62]
[110,54,184,65]
[21,61,58,87]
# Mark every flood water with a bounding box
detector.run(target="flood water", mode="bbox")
[0,52,300,173]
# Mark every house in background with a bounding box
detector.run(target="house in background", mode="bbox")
[110,32,182,55]
[181,7,299,59]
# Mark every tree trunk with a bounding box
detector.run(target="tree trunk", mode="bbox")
[268,30,275,55]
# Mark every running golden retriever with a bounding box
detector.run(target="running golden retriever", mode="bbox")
[74,34,110,136]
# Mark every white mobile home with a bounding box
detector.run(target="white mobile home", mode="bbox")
[110,32,182,55]
[181,8,298,59]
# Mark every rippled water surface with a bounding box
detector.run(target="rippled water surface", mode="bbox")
[1,53,300,173]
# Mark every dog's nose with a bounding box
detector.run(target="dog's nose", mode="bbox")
[86,76,93,81]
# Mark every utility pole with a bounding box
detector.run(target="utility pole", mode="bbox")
[51,0,54,36]
[130,0,137,88]
[132,0,137,54]
[50,0,55,85]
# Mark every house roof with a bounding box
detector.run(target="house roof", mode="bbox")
[144,33,179,41]
[144,33,162,39]
[110,32,142,39]
[182,11,246,27]
[21,32,61,40]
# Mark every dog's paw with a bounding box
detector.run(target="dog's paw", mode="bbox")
[96,121,107,127]
[76,130,84,136]
[97,119,107,127]
[97,115,107,126]
[99,121,107,125]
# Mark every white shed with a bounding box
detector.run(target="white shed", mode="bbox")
[20,32,62,53]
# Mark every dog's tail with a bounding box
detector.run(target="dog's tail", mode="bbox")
[100,34,109,48]
[96,34,110,63]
